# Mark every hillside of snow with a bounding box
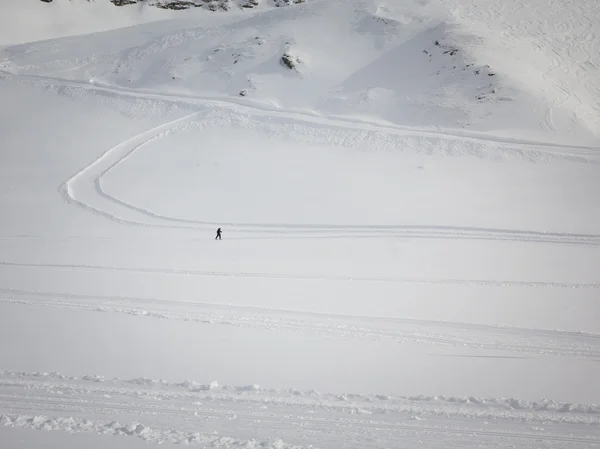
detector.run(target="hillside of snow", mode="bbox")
[3,0,600,143]
[1,0,600,448]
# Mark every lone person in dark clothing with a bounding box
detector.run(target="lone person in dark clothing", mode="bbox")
[215,228,222,240]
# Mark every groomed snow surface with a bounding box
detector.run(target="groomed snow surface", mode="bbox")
[1,0,600,447]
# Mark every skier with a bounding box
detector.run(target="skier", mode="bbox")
[215,227,222,240]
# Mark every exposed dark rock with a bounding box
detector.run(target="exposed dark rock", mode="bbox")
[274,0,305,6]
[154,1,201,10]
[111,0,139,5]
[57,0,309,12]
[281,52,300,70]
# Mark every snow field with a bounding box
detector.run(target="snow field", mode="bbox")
[1,0,600,447]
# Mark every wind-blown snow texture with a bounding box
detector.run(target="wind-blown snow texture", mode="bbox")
[1,0,599,448]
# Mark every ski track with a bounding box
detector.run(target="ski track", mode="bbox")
[1,370,600,448]
[0,260,598,289]
[1,287,600,359]
[4,286,600,338]
[6,70,600,155]
[3,70,600,244]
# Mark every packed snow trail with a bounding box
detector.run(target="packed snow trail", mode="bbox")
[1,371,600,449]
[3,70,600,155]
[2,288,600,359]
[17,73,593,241]
[0,263,599,288]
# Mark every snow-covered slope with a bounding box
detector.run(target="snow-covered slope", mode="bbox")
[3,0,600,142]
[0,0,174,46]
[0,0,295,46]
[1,0,599,448]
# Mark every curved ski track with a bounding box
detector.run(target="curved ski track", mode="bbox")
[4,71,599,245]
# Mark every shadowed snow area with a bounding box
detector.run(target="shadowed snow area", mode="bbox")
[1,0,600,448]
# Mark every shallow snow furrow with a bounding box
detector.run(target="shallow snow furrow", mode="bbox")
[1,382,600,446]
[2,371,600,420]
[3,390,599,427]
[0,261,597,289]
[4,286,600,337]
[2,291,600,359]
[1,406,597,445]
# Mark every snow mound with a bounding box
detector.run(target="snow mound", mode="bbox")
[0,413,308,447]
[177,379,220,391]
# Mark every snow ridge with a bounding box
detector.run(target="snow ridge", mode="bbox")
[0,414,306,448]
[2,369,600,448]
[2,370,600,421]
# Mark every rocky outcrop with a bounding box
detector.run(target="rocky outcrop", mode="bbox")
[274,0,305,6]
[241,0,259,8]
[103,0,306,10]
[110,0,141,5]
[280,52,301,70]
[41,0,307,11]
[152,1,201,10]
